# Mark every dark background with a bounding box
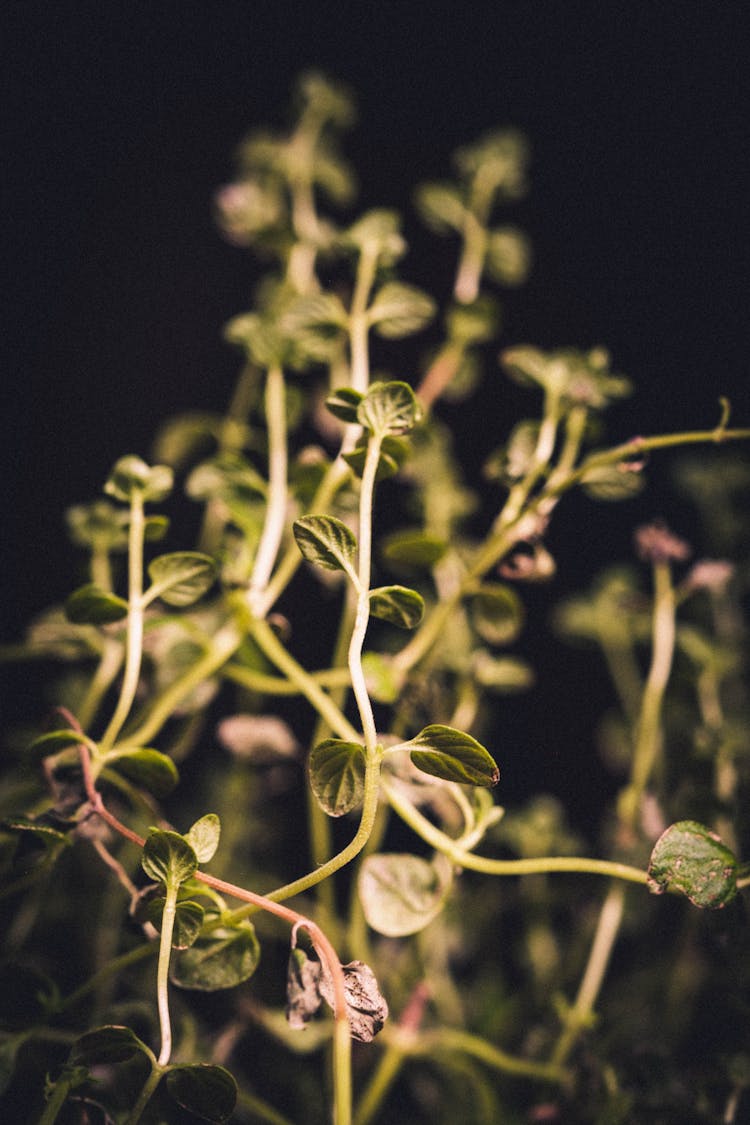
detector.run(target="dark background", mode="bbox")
[2,3,748,819]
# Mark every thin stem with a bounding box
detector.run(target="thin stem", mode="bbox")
[156,882,179,1066]
[99,492,146,752]
[412,1026,568,1084]
[393,425,750,677]
[619,558,676,829]
[349,434,381,754]
[124,1063,163,1125]
[550,882,627,1068]
[382,778,647,886]
[248,364,288,614]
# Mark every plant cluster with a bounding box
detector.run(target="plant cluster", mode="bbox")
[2,73,750,1124]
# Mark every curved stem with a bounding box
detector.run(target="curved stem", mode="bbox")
[156,882,179,1066]
[383,778,647,886]
[99,492,145,752]
[248,364,288,613]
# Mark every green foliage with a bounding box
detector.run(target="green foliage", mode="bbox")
[3,71,750,1125]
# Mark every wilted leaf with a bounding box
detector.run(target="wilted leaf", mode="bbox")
[369,585,425,629]
[184,814,221,864]
[171,923,260,991]
[406,724,499,787]
[358,853,450,936]
[166,1065,237,1122]
[65,584,129,625]
[647,820,738,909]
[309,739,366,816]
[141,830,198,887]
[104,748,179,797]
[293,515,357,573]
[319,959,389,1042]
[286,947,323,1030]
[147,552,217,607]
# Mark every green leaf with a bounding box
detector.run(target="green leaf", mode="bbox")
[343,435,410,480]
[473,652,534,693]
[2,814,74,846]
[166,1065,237,1122]
[28,729,85,758]
[414,181,466,233]
[362,652,404,704]
[185,814,221,864]
[357,381,421,437]
[152,411,224,469]
[147,898,206,949]
[147,552,217,607]
[70,1024,151,1066]
[484,225,531,286]
[369,585,425,629]
[469,583,524,646]
[581,460,647,501]
[171,923,260,991]
[65,583,129,625]
[141,829,198,888]
[104,455,174,503]
[293,515,357,573]
[104,748,179,797]
[65,500,130,552]
[368,281,436,339]
[647,820,738,909]
[381,529,447,569]
[185,452,267,503]
[445,296,500,345]
[407,724,500,787]
[325,386,364,424]
[143,514,170,541]
[341,208,405,265]
[309,738,366,816]
[358,853,450,936]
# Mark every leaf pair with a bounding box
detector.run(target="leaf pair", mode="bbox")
[309,724,499,818]
[65,551,217,625]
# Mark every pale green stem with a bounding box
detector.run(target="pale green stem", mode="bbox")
[222,662,352,696]
[99,492,146,753]
[124,1062,163,1125]
[353,1041,405,1125]
[248,616,359,743]
[156,882,179,1066]
[76,638,124,731]
[619,558,676,828]
[248,364,288,614]
[550,882,627,1068]
[382,778,647,886]
[117,618,243,749]
[393,426,750,678]
[413,1026,568,1084]
[349,435,381,754]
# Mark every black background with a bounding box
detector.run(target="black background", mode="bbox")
[2,3,748,819]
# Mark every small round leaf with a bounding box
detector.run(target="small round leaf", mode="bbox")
[147,552,217,607]
[141,829,198,888]
[357,381,421,437]
[184,814,221,864]
[407,724,500,787]
[70,1025,150,1066]
[171,924,260,991]
[65,584,129,625]
[358,853,450,936]
[293,515,357,573]
[309,739,366,816]
[166,1064,237,1122]
[104,748,179,797]
[369,585,425,629]
[647,820,738,909]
